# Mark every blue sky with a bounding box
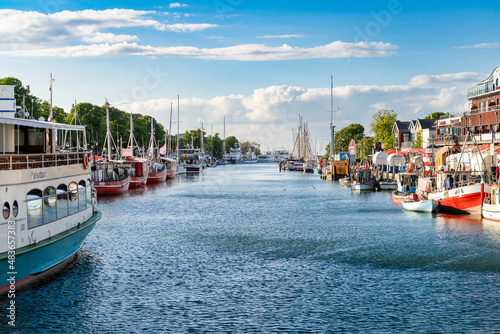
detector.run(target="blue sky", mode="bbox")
[0,1,499,152]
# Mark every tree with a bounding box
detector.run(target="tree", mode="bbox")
[424,112,449,120]
[334,123,364,153]
[369,109,398,149]
[0,77,30,108]
[412,133,423,148]
[225,136,238,153]
[359,137,374,158]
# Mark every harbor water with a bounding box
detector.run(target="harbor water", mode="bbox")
[2,164,500,332]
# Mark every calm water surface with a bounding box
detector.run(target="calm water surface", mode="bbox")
[2,164,500,333]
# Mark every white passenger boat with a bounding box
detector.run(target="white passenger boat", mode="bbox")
[0,84,101,294]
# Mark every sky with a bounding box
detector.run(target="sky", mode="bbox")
[0,0,499,153]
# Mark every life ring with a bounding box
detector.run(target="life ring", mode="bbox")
[83,154,88,169]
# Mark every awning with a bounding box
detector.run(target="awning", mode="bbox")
[0,116,86,131]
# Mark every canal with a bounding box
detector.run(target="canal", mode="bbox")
[2,164,500,332]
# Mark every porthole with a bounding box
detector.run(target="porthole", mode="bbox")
[12,200,18,217]
[3,202,10,219]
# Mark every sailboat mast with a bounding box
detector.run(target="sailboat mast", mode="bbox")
[106,99,111,161]
[223,116,226,155]
[168,103,173,154]
[176,95,180,162]
[330,75,334,159]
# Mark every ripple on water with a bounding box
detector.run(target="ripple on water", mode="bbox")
[2,165,500,333]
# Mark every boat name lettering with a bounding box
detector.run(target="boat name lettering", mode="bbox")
[451,188,464,196]
[29,169,47,180]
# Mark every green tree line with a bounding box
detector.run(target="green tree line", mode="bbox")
[0,77,257,159]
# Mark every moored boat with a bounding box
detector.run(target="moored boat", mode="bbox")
[147,161,167,183]
[0,84,101,294]
[92,160,131,195]
[378,179,397,190]
[482,184,500,221]
[351,169,376,191]
[339,175,351,186]
[427,171,487,215]
[402,194,439,213]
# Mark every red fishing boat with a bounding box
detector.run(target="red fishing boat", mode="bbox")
[91,100,131,195]
[127,158,148,188]
[428,171,487,215]
[147,161,167,183]
[92,160,131,195]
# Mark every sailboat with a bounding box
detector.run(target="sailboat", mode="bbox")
[219,116,228,165]
[174,95,187,175]
[91,99,131,195]
[163,102,177,179]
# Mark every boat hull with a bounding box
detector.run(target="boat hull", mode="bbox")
[428,183,486,215]
[351,183,375,191]
[482,202,500,221]
[0,211,101,294]
[94,176,130,195]
[402,200,438,213]
[147,169,167,183]
[166,169,176,179]
[378,181,397,190]
[130,175,148,188]
[392,190,413,203]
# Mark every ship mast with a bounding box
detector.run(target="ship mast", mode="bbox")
[176,95,180,163]
[330,75,335,160]
[168,103,173,155]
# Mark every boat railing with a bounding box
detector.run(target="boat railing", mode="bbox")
[0,152,90,171]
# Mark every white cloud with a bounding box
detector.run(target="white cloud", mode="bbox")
[1,40,397,60]
[409,72,485,86]
[258,34,305,39]
[0,9,166,46]
[169,3,188,8]
[454,42,500,49]
[112,71,478,151]
[165,23,218,32]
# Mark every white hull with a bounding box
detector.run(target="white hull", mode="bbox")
[482,202,500,221]
[351,183,375,191]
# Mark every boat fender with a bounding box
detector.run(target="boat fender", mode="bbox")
[425,184,430,195]
[83,154,88,169]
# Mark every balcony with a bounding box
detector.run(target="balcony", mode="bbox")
[467,104,500,115]
[467,82,496,98]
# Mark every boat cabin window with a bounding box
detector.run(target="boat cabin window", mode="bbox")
[16,127,46,154]
[78,180,87,211]
[57,184,69,219]
[3,202,10,219]
[12,200,18,217]
[27,189,43,229]
[68,182,79,215]
[86,178,92,207]
[44,186,57,224]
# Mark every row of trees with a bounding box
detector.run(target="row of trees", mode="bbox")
[0,77,257,159]
[324,109,448,159]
